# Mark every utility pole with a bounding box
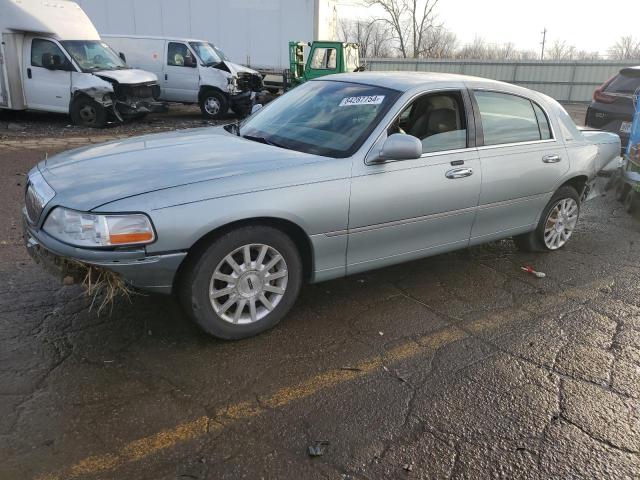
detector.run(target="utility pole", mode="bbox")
[540,28,547,60]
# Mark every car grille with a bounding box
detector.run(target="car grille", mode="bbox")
[114,83,157,100]
[237,72,263,92]
[25,183,44,224]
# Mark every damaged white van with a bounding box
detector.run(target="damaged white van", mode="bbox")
[104,35,264,119]
[0,0,165,127]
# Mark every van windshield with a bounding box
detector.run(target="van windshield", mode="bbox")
[190,42,224,67]
[61,40,126,72]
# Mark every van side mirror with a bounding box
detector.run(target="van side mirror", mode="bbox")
[251,104,263,115]
[119,52,126,63]
[374,134,422,163]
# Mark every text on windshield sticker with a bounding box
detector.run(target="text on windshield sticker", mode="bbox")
[339,95,385,106]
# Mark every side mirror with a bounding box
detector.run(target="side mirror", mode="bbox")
[119,52,126,63]
[251,103,263,115]
[376,134,422,162]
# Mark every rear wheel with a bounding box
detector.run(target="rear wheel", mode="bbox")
[514,186,580,252]
[70,97,108,128]
[199,90,228,119]
[624,190,639,214]
[179,226,302,340]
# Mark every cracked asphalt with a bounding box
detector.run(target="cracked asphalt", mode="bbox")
[1,105,640,480]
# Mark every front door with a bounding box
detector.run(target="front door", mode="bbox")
[347,89,481,274]
[469,90,569,244]
[22,37,72,113]
[162,41,199,102]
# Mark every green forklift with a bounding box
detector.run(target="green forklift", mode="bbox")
[283,41,363,91]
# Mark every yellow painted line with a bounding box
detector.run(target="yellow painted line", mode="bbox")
[34,276,612,480]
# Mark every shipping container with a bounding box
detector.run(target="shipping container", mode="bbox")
[76,0,338,70]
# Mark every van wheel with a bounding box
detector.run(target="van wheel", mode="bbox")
[70,97,108,128]
[514,186,580,252]
[179,226,302,340]
[199,90,228,119]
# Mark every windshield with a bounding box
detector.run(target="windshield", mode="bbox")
[61,40,126,72]
[240,80,400,157]
[190,42,223,66]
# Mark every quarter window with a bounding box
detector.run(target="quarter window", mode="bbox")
[310,48,337,70]
[31,39,67,68]
[388,91,467,154]
[475,91,551,146]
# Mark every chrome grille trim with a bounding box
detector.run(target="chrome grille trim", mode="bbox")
[25,183,44,224]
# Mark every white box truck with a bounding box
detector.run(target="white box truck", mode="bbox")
[104,35,264,119]
[0,0,166,127]
[75,0,338,71]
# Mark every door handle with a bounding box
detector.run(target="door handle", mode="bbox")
[542,154,561,163]
[27,68,32,79]
[165,73,168,80]
[445,167,473,179]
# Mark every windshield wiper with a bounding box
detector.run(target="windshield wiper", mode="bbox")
[242,134,286,149]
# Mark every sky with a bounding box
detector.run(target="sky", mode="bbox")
[336,0,636,55]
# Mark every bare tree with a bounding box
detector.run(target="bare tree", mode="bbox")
[419,25,457,59]
[363,0,442,58]
[608,36,640,60]
[547,40,577,60]
[339,18,392,58]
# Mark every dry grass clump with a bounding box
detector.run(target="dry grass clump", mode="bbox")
[61,260,135,314]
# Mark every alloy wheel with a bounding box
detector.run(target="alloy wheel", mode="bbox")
[543,198,579,250]
[209,243,288,324]
[204,97,221,116]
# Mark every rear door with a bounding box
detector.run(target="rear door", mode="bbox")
[22,36,73,112]
[470,90,568,244]
[162,41,199,102]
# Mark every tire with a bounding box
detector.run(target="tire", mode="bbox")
[199,90,228,119]
[513,186,581,252]
[615,178,630,203]
[179,226,303,340]
[70,96,108,128]
[624,190,640,214]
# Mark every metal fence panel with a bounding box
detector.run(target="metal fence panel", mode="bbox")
[365,59,639,102]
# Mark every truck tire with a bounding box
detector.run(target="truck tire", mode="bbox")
[513,186,580,252]
[199,90,228,119]
[179,225,303,340]
[70,97,108,128]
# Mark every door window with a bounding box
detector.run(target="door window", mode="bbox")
[31,39,67,68]
[388,91,468,154]
[167,42,196,67]
[475,91,551,146]
[310,48,337,70]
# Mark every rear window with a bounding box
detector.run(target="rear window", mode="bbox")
[606,74,640,94]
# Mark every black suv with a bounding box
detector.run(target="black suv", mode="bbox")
[586,67,640,151]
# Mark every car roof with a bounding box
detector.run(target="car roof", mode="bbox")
[620,66,640,77]
[316,71,518,92]
[102,34,211,44]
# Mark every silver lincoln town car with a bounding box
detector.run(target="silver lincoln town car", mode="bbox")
[23,72,620,339]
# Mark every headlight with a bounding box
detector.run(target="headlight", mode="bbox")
[228,76,239,94]
[43,207,155,247]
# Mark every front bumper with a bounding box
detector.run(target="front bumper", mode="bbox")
[116,100,169,118]
[23,212,185,294]
[230,91,257,114]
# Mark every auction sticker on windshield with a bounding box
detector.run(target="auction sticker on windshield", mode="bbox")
[339,95,385,106]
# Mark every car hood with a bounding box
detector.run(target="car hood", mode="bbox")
[225,61,260,77]
[41,127,325,211]
[94,69,158,84]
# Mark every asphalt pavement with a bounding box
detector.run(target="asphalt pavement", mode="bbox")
[1,104,639,480]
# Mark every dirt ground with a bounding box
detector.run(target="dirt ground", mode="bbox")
[2,103,640,480]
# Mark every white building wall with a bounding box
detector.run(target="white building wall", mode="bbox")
[75,0,337,69]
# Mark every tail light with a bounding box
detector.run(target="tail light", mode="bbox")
[593,76,616,104]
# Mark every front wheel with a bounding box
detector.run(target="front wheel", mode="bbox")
[70,97,108,128]
[179,226,302,340]
[199,90,228,119]
[514,186,580,252]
